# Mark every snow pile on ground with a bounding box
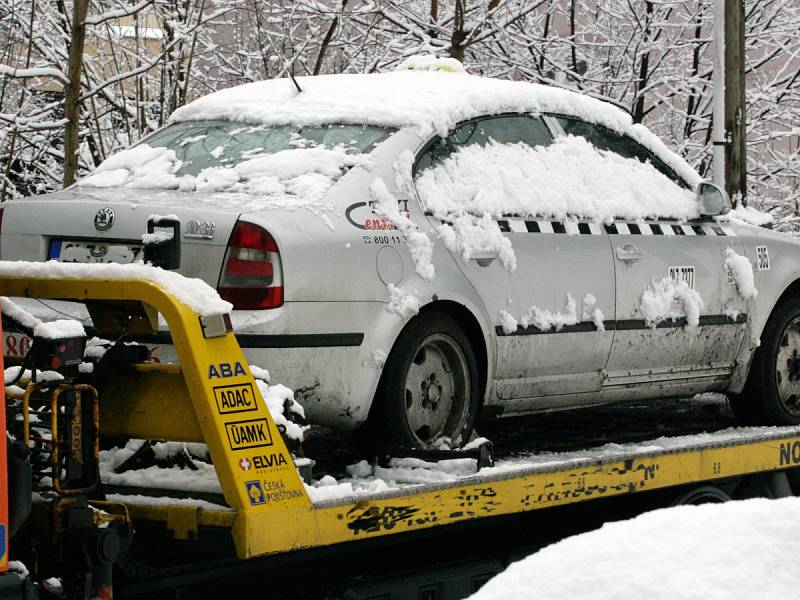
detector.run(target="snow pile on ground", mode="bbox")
[416,137,698,223]
[639,277,704,328]
[469,497,800,600]
[0,260,231,316]
[80,143,371,206]
[725,248,758,300]
[169,70,701,186]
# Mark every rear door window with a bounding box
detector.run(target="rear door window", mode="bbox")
[414,114,553,175]
[555,116,688,189]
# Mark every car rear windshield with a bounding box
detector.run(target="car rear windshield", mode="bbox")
[143,120,394,176]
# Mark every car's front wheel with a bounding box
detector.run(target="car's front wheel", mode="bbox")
[731,297,800,425]
[360,311,480,451]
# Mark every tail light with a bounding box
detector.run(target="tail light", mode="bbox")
[217,220,283,309]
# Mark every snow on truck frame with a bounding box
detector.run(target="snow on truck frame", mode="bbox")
[1,262,800,598]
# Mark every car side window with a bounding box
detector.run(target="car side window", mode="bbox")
[414,114,553,175]
[556,116,689,189]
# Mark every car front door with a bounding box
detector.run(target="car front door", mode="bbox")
[413,115,616,413]
[554,117,748,397]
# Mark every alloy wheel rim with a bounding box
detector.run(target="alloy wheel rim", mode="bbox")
[775,316,800,418]
[402,333,469,445]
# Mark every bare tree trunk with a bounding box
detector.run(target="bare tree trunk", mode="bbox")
[313,0,349,76]
[632,2,654,124]
[683,16,705,142]
[1,0,37,201]
[569,0,577,74]
[450,0,466,62]
[63,0,89,187]
[539,3,552,72]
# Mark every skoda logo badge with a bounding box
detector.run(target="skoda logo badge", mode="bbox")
[94,207,115,232]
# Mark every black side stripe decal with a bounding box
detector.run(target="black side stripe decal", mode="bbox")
[496,313,748,336]
[85,327,365,348]
[437,216,736,236]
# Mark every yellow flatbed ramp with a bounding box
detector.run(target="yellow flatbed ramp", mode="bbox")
[2,265,799,562]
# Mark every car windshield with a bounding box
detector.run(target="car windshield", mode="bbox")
[143,120,393,177]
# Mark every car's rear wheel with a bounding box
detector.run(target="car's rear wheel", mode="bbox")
[359,312,480,451]
[730,297,800,425]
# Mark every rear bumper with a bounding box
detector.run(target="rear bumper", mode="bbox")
[142,301,399,430]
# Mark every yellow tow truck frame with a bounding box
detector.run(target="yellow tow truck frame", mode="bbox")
[2,270,800,564]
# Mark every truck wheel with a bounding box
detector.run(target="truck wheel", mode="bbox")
[731,298,800,425]
[363,312,480,450]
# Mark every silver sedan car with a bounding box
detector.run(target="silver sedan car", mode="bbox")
[2,67,798,450]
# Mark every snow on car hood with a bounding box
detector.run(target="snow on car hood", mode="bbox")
[170,70,701,188]
[78,143,371,210]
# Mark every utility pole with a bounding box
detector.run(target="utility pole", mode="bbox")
[725,0,747,206]
[711,0,726,191]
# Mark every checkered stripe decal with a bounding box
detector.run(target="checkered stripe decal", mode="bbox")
[495,219,736,237]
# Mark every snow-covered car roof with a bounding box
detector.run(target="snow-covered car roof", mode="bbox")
[170,70,701,187]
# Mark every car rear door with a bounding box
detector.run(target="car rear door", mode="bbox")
[413,115,616,412]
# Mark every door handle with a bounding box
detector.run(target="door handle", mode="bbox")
[615,243,642,263]
[469,249,498,267]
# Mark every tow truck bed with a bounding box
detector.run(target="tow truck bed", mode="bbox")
[1,265,798,600]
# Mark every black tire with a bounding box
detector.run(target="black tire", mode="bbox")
[731,297,800,425]
[359,311,480,451]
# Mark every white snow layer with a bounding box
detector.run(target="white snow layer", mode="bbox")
[309,420,800,505]
[502,294,584,333]
[728,205,773,227]
[470,497,800,600]
[416,136,698,223]
[255,378,308,443]
[370,177,436,280]
[397,54,467,73]
[435,214,516,272]
[170,70,701,187]
[79,144,371,206]
[386,284,421,318]
[0,260,231,316]
[0,296,42,331]
[725,247,758,300]
[33,318,85,340]
[639,277,704,328]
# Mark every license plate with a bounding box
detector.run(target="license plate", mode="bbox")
[3,331,32,360]
[49,239,143,264]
